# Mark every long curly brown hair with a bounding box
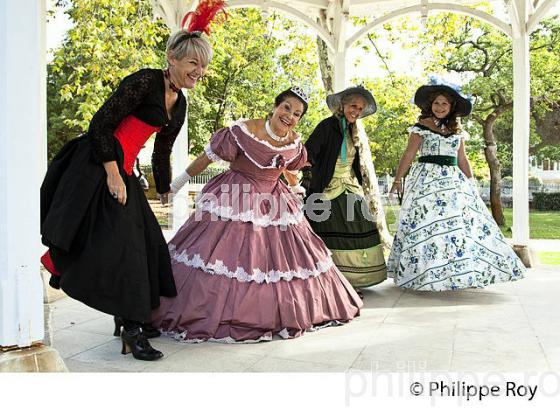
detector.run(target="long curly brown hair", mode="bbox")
[418,91,461,134]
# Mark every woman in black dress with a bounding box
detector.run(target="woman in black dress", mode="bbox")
[41,1,225,361]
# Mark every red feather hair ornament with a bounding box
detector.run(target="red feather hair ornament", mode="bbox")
[181,0,227,35]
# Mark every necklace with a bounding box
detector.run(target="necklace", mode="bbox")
[163,68,181,93]
[265,120,290,143]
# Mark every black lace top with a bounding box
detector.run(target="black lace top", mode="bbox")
[88,68,186,194]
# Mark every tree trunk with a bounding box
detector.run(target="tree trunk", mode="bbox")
[315,13,334,94]
[482,119,506,225]
[214,73,232,132]
[316,37,333,94]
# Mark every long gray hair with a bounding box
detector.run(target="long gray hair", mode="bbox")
[333,93,367,146]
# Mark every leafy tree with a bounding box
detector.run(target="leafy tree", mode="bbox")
[47,0,168,160]
[312,18,424,176]
[359,76,420,175]
[186,9,328,155]
[315,8,560,227]
[416,11,560,225]
[48,2,329,164]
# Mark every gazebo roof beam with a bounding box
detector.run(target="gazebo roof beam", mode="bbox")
[347,0,509,16]
[527,0,559,32]
[347,2,512,46]
[227,0,336,50]
[345,0,384,5]
[154,1,559,48]
[528,0,536,12]
[285,0,329,8]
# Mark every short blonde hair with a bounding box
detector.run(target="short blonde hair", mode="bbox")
[166,30,213,66]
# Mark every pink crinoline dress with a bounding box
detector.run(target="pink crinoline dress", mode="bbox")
[151,121,363,343]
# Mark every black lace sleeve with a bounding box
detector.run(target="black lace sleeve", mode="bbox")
[88,69,155,163]
[152,97,186,194]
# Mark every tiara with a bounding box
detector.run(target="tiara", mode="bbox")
[290,86,310,104]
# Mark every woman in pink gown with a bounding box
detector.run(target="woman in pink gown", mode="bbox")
[151,87,363,342]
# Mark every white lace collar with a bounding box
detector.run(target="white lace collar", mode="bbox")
[230,120,301,151]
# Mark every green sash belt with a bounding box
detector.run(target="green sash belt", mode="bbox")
[418,155,458,166]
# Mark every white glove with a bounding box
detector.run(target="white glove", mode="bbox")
[170,170,192,194]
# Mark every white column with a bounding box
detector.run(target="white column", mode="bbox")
[333,51,348,92]
[0,0,46,347]
[332,6,348,92]
[511,0,530,247]
[171,93,190,232]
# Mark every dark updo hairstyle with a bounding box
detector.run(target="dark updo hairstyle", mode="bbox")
[419,91,461,134]
[274,89,309,117]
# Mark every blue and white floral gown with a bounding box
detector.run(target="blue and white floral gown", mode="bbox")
[387,124,525,291]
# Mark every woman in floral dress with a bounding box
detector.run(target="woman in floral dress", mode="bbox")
[387,79,525,291]
[151,87,362,342]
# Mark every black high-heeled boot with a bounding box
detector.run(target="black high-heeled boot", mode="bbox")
[114,317,161,339]
[120,327,163,361]
[141,323,161,339]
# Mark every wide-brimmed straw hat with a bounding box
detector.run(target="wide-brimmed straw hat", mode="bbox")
[414,77,472,117]
[326,86,377,118]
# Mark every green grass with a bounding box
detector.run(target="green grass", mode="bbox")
[498,208,560,240]
[538,252,560,265]
[384,205,399,233]
[383,205,560,240]
[155,214,170,229]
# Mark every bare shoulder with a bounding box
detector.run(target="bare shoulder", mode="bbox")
[243,119,264,134]
[407,130,424,148]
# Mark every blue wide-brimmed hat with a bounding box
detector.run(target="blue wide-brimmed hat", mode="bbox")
[326,85,377,118]
[414,76,472,117]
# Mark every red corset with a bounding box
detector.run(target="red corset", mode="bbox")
[114,115,161,175]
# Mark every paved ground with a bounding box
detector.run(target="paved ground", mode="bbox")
[528,239,560,252]
[47,262,560,373]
